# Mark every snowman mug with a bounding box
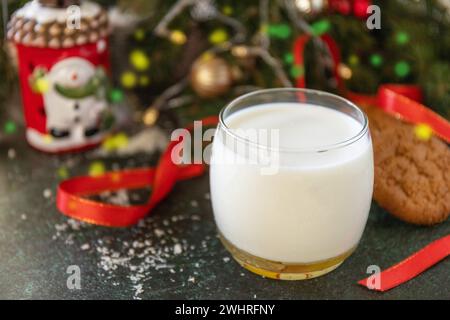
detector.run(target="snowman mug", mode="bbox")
[7,0,112,153]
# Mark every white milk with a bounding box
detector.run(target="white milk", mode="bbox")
[210,103,374,263]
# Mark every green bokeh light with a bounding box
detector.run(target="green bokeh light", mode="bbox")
[311,19,331,36]
[4,121,17,134]
[284,53,294,65]
[370,54,383,67]
[396,32,410,45]
[267,24,292,39]
[395,61,411,78]
[110,88,125,103]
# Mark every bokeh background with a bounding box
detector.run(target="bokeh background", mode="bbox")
[1,0,449,127]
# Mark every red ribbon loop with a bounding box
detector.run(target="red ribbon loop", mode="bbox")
[56,116,219,227]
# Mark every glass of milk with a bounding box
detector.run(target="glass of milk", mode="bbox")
[210,88,374,280]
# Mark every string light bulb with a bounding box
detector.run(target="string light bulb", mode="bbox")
[338,63,352,80]
[170,30,187,45]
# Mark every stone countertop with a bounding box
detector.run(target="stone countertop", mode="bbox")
[0,127,449,300]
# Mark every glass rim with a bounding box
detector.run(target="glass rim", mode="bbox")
[218,88,370,153]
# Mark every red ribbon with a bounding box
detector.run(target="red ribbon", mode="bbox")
[56,116,218,227]
[358,235,450,292]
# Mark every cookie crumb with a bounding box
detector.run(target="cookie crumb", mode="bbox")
[188,276,196,283]
[154,228,165,237]
[173,244,182,255]
[43,188,52,199]
[190,200,199,208]
[7,148,16,159]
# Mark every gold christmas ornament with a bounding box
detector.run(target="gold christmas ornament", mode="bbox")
[190,55,233,98]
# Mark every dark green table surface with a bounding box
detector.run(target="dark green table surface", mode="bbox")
[0,120,449,300]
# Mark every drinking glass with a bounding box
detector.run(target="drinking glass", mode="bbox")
[210,88,374,280]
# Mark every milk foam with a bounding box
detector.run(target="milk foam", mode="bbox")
[225,103,362,150]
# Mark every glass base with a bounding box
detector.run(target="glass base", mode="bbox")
[219,233,355,280]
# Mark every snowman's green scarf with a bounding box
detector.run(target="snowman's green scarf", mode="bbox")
[55,69,107,100]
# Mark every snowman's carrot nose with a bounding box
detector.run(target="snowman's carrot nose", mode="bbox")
[71,73,78,81]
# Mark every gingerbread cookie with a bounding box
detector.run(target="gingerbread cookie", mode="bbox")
[361,105,450,226]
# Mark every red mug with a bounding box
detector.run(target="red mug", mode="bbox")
[7,0,112,153]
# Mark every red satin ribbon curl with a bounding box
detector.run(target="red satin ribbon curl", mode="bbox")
[57,116,219,227]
